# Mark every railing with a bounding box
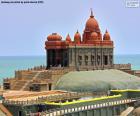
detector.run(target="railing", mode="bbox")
[3,78,16,83]
[15,65,46,72]
[3,92,105,105]
[27,98,135,116]
[26,65,46,71]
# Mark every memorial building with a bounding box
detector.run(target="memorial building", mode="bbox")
[45,10,114,70]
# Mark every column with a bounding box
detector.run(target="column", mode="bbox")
[108,53,110,68]
[102,49,104,69]
[71,48,75,67]
[46,50,48,68]
[95,48,97,69]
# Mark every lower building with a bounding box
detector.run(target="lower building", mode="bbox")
[2,89,140,116]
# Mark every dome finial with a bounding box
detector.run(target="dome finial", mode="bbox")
[106,29,108,33]
[76,30,79,33]
[90,8,94,18]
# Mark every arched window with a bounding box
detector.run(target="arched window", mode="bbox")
[78,56,82,66]
[85,55,88,61]
[78,56,82,61]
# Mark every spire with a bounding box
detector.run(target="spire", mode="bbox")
[105,29,108,33]
[90,8,94,18]
[103,29,111,41]
[66,33,71,42]
[74,30,81,43]
[67,33,70,37]
[76,30,79,33]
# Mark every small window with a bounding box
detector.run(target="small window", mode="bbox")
[104,55,108,65]
[97,55,100,60]
[85,55,88,61]
[91,55,94,61]
[48,83,52,90]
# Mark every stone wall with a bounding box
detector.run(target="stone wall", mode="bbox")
[68,47,113,70]
[114,64,131,70]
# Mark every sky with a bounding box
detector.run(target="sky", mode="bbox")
[0,0,140,56]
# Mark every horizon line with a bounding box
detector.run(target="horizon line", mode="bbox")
[0,54,140,57]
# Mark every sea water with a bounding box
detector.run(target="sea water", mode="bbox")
[114,54,140,69]
[0,56,45,83]
[0,55,140,83]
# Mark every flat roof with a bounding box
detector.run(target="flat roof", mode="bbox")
[3,90,68,101]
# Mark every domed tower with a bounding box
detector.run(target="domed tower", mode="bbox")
[47,33,62,41]
[83,9,102,43]
[45,33,69,68]
[74,30,81,44]
[66,34,72,43]
[103,30,113,46]
[103,30,111,41]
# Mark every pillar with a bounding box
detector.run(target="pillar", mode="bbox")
[46,50,48,68]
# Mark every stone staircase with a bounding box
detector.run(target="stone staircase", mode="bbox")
[10,69,70,91]
[20,71,43,91]
[12,80,28,90]
[10,71,52,91]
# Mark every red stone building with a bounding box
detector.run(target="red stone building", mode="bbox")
[45,10,114,70]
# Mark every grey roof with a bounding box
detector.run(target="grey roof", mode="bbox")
[55,69,140,92]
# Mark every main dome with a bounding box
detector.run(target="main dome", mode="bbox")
[85,17,99,31]
[85,10,100,32]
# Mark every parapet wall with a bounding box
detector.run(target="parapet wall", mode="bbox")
[113,64,131,70]
[13,64,132,80]
[3,63,135,91]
